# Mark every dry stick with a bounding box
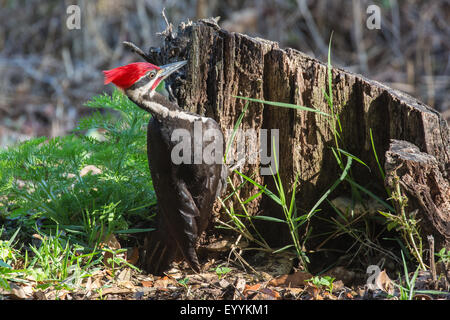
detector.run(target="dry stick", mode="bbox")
[427,235,437,290]
[161,7,170,27]
[157,7,174,38]
[352,0,368,73]
[122,41,154,64]
[296,0,329,57]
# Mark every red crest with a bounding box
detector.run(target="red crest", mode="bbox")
[103,62,160,90]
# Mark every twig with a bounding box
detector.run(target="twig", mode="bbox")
[351,0,368,73]
[157,8,174,38]
[427,235,437,290]
[122,41,153,63]
[296,0,329,58]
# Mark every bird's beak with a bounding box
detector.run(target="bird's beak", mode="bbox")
[158,60,187,81]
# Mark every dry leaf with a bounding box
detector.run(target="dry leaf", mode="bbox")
[375,270,394,295]
[244,283,261,295]
[117,268,132,282]
[10,287,27,299]
[84,277,92,291]
[80,165,102,177]
[83,276,102,298]
[102,234,121,250]
[141,281,154,288]
[414,294,432,300]
[250,288,281,300]
[268,271,312,287]
[218,279,231,289]
[54,290,71,300]
[93,278,103,290]
[154,276,171,288]
[306,285,321,299]
[332,280,345,292]
[202,259,215,271]
[323,291,337,300]
[285,287,304,296]
[127,247,139,265]
[101,234,121,267]
[118,280,135,290]
[233,278,246,300]
[117,268,135,289]
[91,287,132,299]
[33,290,47,300]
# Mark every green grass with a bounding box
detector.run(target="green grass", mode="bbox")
[391,251,444,300]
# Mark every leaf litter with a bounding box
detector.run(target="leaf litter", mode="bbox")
[1,237,449,300]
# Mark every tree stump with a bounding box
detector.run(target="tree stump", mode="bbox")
[151,19,449,250]
[385,140,449,249]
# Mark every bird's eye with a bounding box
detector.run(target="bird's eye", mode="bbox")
[148,71,156,79]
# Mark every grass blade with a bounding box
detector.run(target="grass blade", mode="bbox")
[369,128,385,180]
[345,178,394,212]
[225,101,249,162]
[273,244,294,254]
[335,147,370,170]
[234,170,282,205]
[246,215,287,223]
[307,155,352,219]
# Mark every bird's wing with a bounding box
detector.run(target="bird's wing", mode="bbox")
[160,176,202,272]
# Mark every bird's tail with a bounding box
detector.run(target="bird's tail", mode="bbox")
[142,229,201,275]
[142,230,177,275]
[181,242,201,273]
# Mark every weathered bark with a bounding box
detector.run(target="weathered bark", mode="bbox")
[152,19,449,248]
[385,140,450,249]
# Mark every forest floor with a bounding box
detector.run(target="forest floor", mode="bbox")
[1,235,449,301]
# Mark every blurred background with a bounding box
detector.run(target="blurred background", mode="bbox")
[0,0,448,147]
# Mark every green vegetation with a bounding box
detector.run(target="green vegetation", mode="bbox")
[391,251,444,300]
[306,275,336,294]
[0,89,155,289]
[211,265,232,280]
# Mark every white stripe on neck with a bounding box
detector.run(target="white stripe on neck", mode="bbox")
[142,100,209,124]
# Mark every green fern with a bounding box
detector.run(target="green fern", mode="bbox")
[0,89,155,248]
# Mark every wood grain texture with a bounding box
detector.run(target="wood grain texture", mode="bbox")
[152,20,449,247]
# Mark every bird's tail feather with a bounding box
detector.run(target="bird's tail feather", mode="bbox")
[142,230,177,275]
[183,245,201,273]
[142,230,201,275]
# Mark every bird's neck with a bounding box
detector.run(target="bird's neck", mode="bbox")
[129,91,204,125]
[129,91,181,118]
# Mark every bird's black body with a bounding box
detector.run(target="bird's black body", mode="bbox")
[106,50,227,274]
[128,90,227,274]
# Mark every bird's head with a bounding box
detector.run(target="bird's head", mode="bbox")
[103,60,187,98]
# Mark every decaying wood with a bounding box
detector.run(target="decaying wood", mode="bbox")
[150,20,449,248]
[385,140,449,249]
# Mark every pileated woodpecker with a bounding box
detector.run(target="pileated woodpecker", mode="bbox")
[103,53,227,274]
